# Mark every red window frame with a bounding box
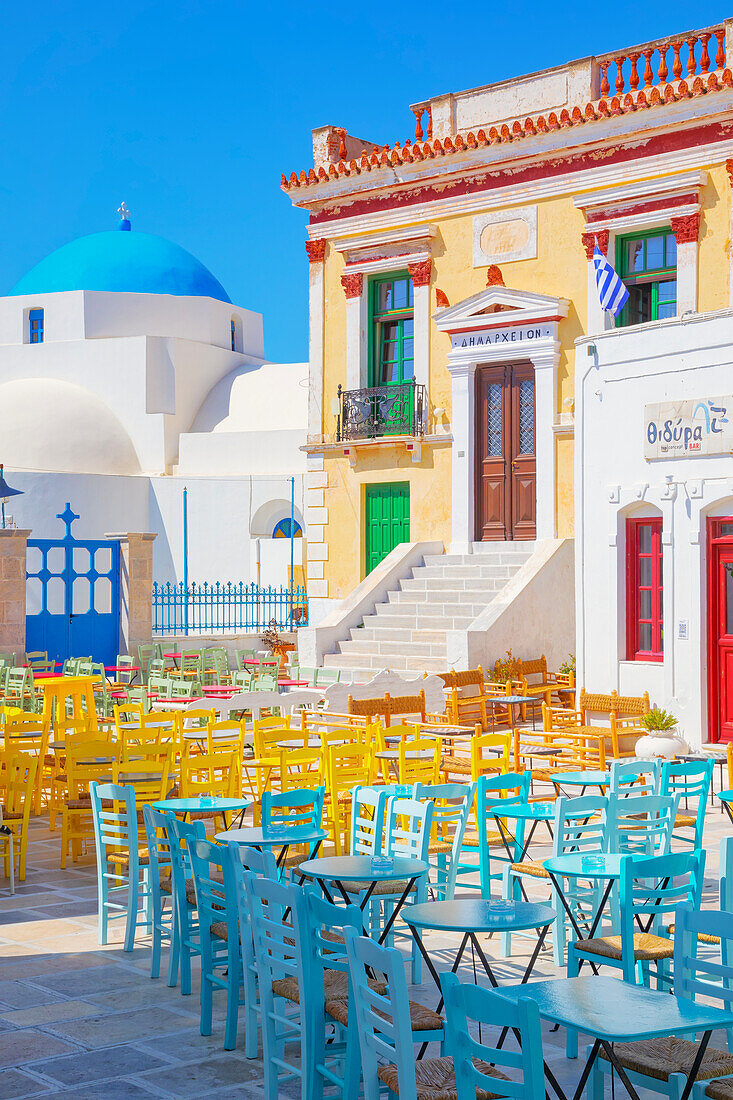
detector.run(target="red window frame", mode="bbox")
[626,517,663,662]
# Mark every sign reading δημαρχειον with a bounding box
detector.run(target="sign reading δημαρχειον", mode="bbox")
[644,397,733,459]
[450,324,552,349]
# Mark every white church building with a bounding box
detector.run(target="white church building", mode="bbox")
[0,211,307,603]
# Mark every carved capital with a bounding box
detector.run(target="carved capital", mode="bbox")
[581,229,610,260]
[670,212,700,244]
[340,271,363,298]
[726,159,733,188]
[435,288,450,308]
[408,258,432,287]
[486,264,504,287]
[305,239,326,264]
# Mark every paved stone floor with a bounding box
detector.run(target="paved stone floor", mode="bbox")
[0,799,730,1098]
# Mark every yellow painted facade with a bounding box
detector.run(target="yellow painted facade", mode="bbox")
[288,23,733,609]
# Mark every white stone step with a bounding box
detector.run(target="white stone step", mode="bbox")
[351,626,448,644]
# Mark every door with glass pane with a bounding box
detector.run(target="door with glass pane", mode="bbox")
[475,363,536,541]
[707,518,733,742]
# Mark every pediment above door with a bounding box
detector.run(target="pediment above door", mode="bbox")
[434,285,569,334]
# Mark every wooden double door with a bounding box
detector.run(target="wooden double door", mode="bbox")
[475,363,536,541]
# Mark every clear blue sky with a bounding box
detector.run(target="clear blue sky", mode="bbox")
[1,1,728,362]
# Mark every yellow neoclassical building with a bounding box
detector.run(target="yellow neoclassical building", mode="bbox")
[283,20,733,631]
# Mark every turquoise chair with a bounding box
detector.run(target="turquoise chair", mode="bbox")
[261,786,325,879]
[89,781,151,952]
[475,771,531,897]
[502,793,608,966]
[442,971,546,1099]
[243,873,318,1099]
[349,785,392,856]
[231,844,278,1058]
[188,836,242,1050]
[168,817,204,995]
[142,805,177,982]
[660,758,713,850]
[342,930,499,1100]
[606,792,679,856]
[591,905,733,1099]
[567,848,706,1057]
[610,757,661,796]
[412,781,475,900]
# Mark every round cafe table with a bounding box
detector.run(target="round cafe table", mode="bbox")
[216,824,327,868]
[405,898,555,1053]
[299,854,429,943]
[153,795,251,828]
[543,852,642,975]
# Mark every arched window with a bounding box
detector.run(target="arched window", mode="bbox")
[273,518,302,538]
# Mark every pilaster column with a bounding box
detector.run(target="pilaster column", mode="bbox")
[105,532,157,656]
[341,272,365,390]
[305,239,326,442]
[727,160,733,308]
[447,362,476,554]
[409,259,431,425]
[0,529,31,654]
[582,229,612,334]
[529,348,560,539]
[671,213,699,315]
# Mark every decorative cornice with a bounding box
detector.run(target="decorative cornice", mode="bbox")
[670,212,700,242]
[408,259,432,286]
[340,272,363,298]
[581,229,610,259]
[305,239,326,263]
[282,71,733,194]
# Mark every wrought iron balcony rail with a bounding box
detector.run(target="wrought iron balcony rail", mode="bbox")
[335,380,426,442]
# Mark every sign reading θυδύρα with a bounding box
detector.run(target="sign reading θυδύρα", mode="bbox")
[644,398,733,459]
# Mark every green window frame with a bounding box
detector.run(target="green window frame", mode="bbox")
[615,228,677,328]
[369,272,414,387]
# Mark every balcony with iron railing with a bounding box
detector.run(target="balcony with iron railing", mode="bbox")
[335,380,426,443]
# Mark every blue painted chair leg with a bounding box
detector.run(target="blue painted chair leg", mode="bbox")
[97,864,109,945]
[565,943,579,1058]
[223,940,240,1050]
[166,906,180,988]
[200,945,214,1036]
[587,1045,605,1100]
[123,873,139,953]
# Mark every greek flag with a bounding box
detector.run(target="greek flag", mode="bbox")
[593,243,629,317]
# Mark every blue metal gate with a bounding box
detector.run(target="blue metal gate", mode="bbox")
[26,504,120,666]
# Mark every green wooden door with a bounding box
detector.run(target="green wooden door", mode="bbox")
[365,483,410,575]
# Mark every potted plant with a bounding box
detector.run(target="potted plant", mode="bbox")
[634,705,689,760]
[558,654,576,688]
[489,649,516,686]
[261,619,295,673]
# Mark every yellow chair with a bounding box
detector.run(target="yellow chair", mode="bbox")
[439,669,489,728]
[244,715,296,797]
[3,711,51,813]
[179,747,239,828]
[113,750,171,812]
[322,740,375,855]
[442,727,510,783]
[60,738,120,868]
[0,751,38,880]
[396,732,441,787]
[374,722,421,784]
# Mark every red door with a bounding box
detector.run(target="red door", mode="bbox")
[475,363,536,541]
[708,518,733,743]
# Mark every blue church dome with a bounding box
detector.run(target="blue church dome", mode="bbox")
[10,227,231,303]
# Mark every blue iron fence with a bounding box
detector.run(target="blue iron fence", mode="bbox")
[152,581,309,635]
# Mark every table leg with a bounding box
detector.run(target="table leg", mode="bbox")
[679,1030,712,1100]
[594,1041,644,1100]
[546,871,614,977]
[378,877,419,944]
[570,1038,603,1100]
[723,800,733,826]
[412,929,471,1058]
[468,933,499,988]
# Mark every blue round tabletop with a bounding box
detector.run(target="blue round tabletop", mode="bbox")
[544,852,630,879]
[488,801,555,820]
[405,898,556,933]
[215,825,327,846]
[717,789,733,803]
[153,797,251,812]
[552,771,610,786]
[298,855,429,882]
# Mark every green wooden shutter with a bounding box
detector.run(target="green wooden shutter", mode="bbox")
[365,483,410,575]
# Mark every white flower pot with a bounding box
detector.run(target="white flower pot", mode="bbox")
[633,731,690,760]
